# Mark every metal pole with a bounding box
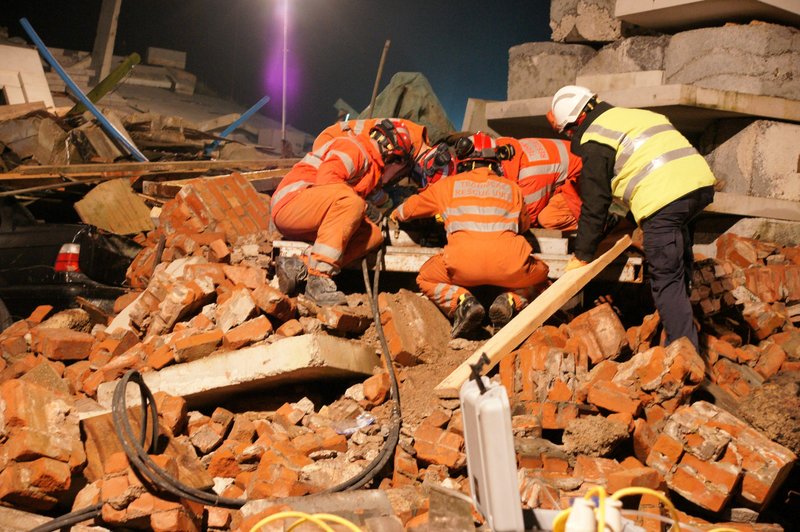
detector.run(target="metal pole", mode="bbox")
[281,0,288,142]
[366,40,391,119]
[19,17,149,162]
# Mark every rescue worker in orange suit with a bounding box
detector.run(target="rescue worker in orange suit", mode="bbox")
[390,132,549,338]
[496,136,583,231]
[548,85,716,351]
[313,118,430,160]
[272,120,413,306]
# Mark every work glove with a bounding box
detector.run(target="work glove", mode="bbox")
[565,256,588,271]
[365,197,394,224]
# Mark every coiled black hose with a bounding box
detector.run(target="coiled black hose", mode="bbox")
[31,240,402,531]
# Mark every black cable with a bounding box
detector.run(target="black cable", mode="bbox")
[28,503,103,532]
[111,370,246,509]
[32,238,404,531]
[321,243,402,492]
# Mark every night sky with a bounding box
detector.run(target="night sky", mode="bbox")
[1,0,552,134]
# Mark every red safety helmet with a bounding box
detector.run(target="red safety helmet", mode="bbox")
[369,119,413,164]
[454,132,503,173]
[413,142,454,188]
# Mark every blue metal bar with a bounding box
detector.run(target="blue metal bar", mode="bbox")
[204,95,271,156]
[19,17,149,162]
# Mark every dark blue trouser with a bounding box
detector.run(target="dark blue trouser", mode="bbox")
[641,186,715,352]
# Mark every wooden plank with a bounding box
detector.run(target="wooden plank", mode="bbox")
[0,158,301,181]
[434,235,633,398]
[141,168,288,198]
[706,192,800,222]
[0,101,46,122]
[198,113,240,132]
[74,178,155,234]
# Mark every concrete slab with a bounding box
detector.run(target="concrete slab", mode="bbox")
[576,71,665,92]
[483,84,800,140]
[578,36,671,76]
[274,240,644,283]
[664,22,800,102]
[0,505,109,531]
[615,0,800,32]
[146,46,187,69]
[96,334,378,408]
[0,44,55,108]
[703,120,800,202]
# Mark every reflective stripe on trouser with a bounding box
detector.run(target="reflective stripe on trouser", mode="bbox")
[537,193,578,231]
[641,186,714,352]
[416,236,548,316]
[272,183,384,276]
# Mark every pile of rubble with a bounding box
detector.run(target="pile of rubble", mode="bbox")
[0,166,798,531]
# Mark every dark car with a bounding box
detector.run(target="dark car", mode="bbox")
[0,196,142,327]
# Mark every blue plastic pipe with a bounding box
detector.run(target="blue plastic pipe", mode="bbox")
[204,95,271,156]
[19,17,149,162]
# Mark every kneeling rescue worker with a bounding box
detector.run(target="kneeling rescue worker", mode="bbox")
[390,132,550,338]
[271,119,413,306]
[548,85,716,352]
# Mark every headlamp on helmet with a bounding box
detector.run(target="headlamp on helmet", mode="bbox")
[369,119,413,164]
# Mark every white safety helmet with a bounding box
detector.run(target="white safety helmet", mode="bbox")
[548,85,597,133]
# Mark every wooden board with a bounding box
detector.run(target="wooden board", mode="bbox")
[706,192,800,222]
[74,178,155,235]
[0,158,301,181]
[141,168,288,198]
[0,101,46,122]
[434,235,633,398]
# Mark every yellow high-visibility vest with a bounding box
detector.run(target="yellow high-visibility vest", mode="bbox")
[580,107,716,222]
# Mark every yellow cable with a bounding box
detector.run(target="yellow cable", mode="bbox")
[610,487,682,532]
[248,511,335,532]
[584,485,607,532]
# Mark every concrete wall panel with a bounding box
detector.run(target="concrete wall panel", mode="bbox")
[508,42,596,100]
[664,22,800,101]
[703,119,800,201]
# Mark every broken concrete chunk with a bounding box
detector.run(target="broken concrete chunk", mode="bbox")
[96,334,378,409]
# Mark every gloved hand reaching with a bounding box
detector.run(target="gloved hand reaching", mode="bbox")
[365,197,394,224]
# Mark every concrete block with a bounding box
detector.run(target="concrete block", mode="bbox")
[96,334,378,408]
[615,0,800,33]
[0,44,55,108]
[702,119,800,202]
[550,0,624,43]
[146,47,187,69]
[377,289,451,366]
[507,42,595,100]
[665,22,800,101]
[579,36,671,76]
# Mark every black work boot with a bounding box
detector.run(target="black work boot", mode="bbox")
[275,256,307,295]
[305,274,347,306]
[489,293,515,330]
[451,294,485,338]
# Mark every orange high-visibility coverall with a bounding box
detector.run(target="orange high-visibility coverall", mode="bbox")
[497,137,583,231]
[394,166,549,316]
[271,135,385,276]
[313,118,430,158]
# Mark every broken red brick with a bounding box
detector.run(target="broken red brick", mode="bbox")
[222,315,272,350]
[30,327,94,361]
[413,424,465,469]
[173,329,223,362]
[363,372,391,406]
